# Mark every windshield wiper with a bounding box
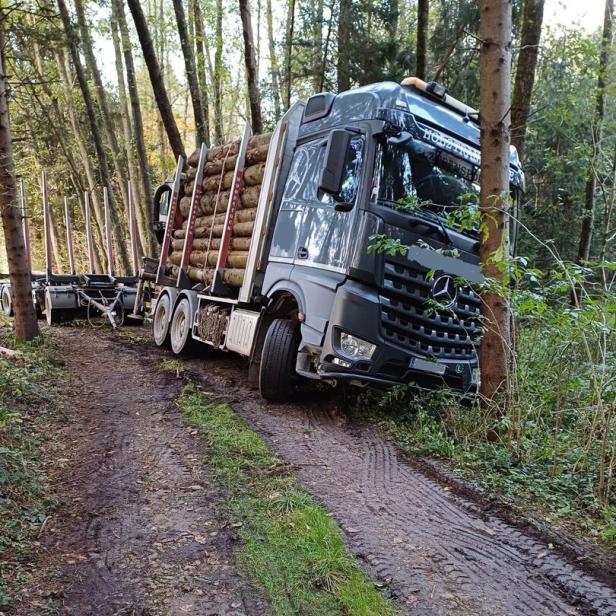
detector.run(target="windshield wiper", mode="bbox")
[407,214,454,246]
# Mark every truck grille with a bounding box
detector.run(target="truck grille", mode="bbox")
[379,259,481,360]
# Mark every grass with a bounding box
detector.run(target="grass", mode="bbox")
[178,384,399,616]
[0,316,62,608]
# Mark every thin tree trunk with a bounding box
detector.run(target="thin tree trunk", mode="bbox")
[213,0,224,144]
[240,0,264,133]
[416,0,429,80]
[172,0,207,146]
[285,0,296,104]
[318,0,335,92]
[112,0,156,256]
[266,0,282,117]
[192,0,211,145]
[0,13,39,340]
[336,0,350,91]
[110,15,147,258]
[478,0,513,406]
[599,149,616,288]
[313,0,324,92]
[576,0,613,263]
[73,0,132,229]
[55,49,107,271]
[127,0,186,160]
[511,0,545,161]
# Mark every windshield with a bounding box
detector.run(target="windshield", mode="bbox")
[373,139,480,218]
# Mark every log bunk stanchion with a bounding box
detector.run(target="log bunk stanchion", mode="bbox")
[41,170,53,280]
[20,178,31,273]
[156,156,185,285]
[103,187,115,277]
[84,191,96,274]
[211,122,251,296]
[64,197,76,276]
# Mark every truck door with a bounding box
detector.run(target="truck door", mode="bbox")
[294,134,364,272]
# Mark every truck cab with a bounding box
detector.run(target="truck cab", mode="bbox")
[150,78,524,401]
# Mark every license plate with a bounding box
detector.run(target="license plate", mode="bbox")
[409,357,446,376]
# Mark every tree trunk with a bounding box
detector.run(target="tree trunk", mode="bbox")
[55,49,107,271]
[56,0,132,273]
[127,0,186,160]
[599,149,616,288]
[0,14,39,340]
[192,0,211,146]
[240,0,264,133]
[285,0,296,104]
[336,0,350,91]
[172,0,207,147]
[112,0,156,257]
[576,0,613,264]
[313,0,324,92]
[110,15,148,259]
[266,0,282,117]
[478,0,513,406]
[318,0,335,92]
[213,0,225,144]
[416,0,429,80]
[511,0,545,162]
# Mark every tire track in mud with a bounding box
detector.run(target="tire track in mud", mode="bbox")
[178,347,616,616]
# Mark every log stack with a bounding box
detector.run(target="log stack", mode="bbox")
[167,133,271,287]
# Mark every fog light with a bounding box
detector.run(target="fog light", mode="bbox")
[338,332,376,360]
[332,357,352,368]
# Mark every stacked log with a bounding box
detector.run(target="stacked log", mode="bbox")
[167,133,271,287]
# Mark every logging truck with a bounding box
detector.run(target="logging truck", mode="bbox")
[145,77,525,401]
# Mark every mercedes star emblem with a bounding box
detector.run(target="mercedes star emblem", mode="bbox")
[431,275,458,308]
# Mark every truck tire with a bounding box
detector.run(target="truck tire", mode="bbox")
[169,297,194,354]
[259,318,300,402]
[1,285,13,317]
[44,292,64,325]
[153,293,172,347]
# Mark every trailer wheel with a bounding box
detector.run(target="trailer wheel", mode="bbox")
[1,285,13,317]
[259,318,300,402]
[153,293,172,347]
[170,298,194,354]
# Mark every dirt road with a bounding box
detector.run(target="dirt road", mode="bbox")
[18,327,616,615]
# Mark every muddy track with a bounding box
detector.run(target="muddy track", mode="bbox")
[18,329,267,616]
[157,336,616,616]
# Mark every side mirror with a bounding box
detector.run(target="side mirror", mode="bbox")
[319,129,352,196]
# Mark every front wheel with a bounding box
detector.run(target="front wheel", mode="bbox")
[153,293,172,347]
[169,298,194,355]
[1,285,13,317]
[259,318,301,402]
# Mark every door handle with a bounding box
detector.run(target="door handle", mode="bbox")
[296,246,309,259]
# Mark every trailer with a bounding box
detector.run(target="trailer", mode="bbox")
[145,77,525,401]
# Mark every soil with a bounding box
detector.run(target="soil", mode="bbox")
[15,328,268,616]
[13,326,616,616]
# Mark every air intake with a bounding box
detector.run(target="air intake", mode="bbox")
[302,92,336,123]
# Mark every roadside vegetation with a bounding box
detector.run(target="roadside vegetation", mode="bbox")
[178,383,398,616]
[0,316,61,607]
[354,263,616,547]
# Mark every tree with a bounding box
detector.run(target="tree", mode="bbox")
[336,0,350,91]
[266,0,282,116]
[478,0,513,405]
[416,0,429,79]
[56,0,131,273]
[285,0,296,103]
[192,0,211,145]
[172,0,207,147]
[213,0,224,143]
[576,0,613,264]
[0,12,39,340]
[511,0,545,161]
[240,0,264,133]
[127,0,186,160]
[112,0,155,256]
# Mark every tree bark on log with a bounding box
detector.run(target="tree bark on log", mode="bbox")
[479,0,513,406]
[0,13,39,340]
[127,0,186,160]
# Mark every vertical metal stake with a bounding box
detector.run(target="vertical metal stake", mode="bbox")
[41,170,52,278]
[84,192,96,274]
[20,178,31,273]
[64,196,76,275]
[128,182,140,275]
[104,187,114,276]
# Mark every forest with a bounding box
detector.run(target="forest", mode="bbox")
[0,0,615,613]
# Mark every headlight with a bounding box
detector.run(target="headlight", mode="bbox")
[338,332,377,360]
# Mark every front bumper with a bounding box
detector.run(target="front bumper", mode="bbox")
[317,279,479,393]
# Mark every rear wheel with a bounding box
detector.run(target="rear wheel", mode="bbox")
[45,291,63,326]
[153,293,172,347]
[170,298,194,355]
[1,285,13,317]
[259,318,300,402]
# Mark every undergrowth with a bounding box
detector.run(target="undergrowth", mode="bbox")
[0,317,61,608]
[178,383,398,616]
